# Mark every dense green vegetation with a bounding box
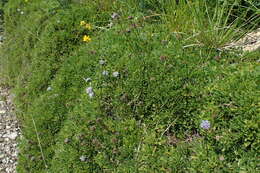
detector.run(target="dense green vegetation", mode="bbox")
[0,0,259,172]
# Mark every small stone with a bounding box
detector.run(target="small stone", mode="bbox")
[0,153,4,159]
[0,110,6,114]
[12,152,18,157]
[8,132,18,140]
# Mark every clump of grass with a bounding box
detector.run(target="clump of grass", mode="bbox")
[163,0,260,49]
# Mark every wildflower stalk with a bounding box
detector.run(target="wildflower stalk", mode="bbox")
[200,120,211,161]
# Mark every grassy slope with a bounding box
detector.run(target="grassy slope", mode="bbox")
[0,0,259,172]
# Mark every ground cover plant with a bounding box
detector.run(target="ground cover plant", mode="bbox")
[0,0,259,172]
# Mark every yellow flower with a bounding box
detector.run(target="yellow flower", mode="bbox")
[83,35,91,42]
[85,23,92,30]
[80,21,86,26]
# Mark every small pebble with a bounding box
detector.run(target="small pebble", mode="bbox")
[8,132,18,140]
[0,110,6,114]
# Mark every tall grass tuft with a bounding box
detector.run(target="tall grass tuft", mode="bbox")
[162,0,260,48]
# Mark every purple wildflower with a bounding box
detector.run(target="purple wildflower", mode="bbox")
[200,120,211,130]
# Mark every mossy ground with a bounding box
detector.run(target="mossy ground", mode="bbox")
[0,0,259,172]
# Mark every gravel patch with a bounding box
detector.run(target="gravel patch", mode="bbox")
[0,11,20,173]
[0,86,21,173]
[224,28,260,52]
